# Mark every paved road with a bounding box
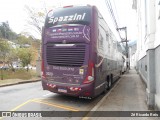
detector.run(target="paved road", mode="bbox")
[0,81,104,120]
[83,69,159,120]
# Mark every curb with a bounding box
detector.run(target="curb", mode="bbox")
[0,79,41,87]
[82,79,121,120]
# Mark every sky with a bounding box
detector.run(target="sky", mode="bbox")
[0,0,137,40]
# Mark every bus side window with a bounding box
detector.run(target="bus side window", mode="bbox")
[99,33,103,49]
[98,27,104,50]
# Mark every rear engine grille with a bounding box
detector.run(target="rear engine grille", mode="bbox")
[46,44,86,67]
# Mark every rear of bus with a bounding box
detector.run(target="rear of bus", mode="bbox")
[41,5,96,98]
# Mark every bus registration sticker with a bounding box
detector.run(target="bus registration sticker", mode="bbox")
[79,69,84,75]
[58,88,67,93]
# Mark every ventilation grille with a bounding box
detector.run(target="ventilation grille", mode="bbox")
[46,44,86,67]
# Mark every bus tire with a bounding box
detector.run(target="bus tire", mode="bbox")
[107,76,111,90]
[120,71,122,75]
[111,74,113,85]
[103,80,108,94]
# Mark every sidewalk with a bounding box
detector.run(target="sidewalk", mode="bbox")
[0,78,40,87]
[84,69,159,120]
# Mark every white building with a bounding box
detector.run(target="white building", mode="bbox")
[134,0,160,110]
[129,41,137,68]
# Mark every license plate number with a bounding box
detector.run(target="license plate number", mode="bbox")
[58,88,67,93]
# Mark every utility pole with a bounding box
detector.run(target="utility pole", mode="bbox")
[117,27,130,71]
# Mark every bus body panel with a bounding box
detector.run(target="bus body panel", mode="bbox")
[43,42,90,85]
[42,5,125,98]
[42,80,94,97]
[43,25,91,44]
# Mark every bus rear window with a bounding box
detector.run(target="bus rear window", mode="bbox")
[45,6,91,28]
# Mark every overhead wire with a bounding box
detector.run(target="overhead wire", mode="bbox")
[104,0,126,54]
[112,0,120,27]
[105,0,119,29]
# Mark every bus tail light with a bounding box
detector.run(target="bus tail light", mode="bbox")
[41,60,46,79]
[69,87,81,91]
[83,61,94,84]
[47,83,56,88]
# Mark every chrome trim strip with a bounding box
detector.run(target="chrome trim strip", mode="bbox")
[95,82,105,89]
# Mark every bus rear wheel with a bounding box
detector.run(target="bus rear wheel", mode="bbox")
[107,79,112,90]
[102,80,108,94]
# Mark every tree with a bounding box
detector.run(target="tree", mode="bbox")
[7,48,19,72]
[7,31,17,40]
[0,31,3,38]
[0,40,11,63]
[0,22,10,39]
[0,21,17,40]
[24,5,46,37]
[17,48,34,71]
[0,40,11,80]
[16,34,32,46]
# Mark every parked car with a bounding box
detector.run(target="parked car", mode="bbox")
[24,65,36,70]
[13,65,23,69]
[0,66,9,70]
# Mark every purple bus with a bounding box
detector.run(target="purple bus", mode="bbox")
[41,5,124,98]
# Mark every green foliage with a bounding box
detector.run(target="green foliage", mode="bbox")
[0,69,37,80]
[0,21,40,71]
[0,31,3,38]
[0,21,17,40]
[0,40,10,52]
[7,48,19,70]
[0,40,11,80]
[17,48,34,69]
[0,40,11,62]
[16,34,32,46]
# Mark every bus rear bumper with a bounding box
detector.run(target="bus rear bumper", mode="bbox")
[42,80,94,98]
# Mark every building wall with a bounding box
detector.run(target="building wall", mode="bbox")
[138,56,147,84]
[136,0,160,110]
[155,45,160,110]
[154,1,160,110]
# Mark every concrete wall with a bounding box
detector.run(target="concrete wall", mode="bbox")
[138,56,147,84]
[154,0,160,110]
[155,45,160,110]
[138,46,160,110]
[146,49,155,109]
[138,45,160,110]
[136,0,160,110]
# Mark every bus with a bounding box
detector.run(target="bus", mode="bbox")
[41,5,125,98]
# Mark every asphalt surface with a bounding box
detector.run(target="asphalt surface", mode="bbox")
[83,69,160,120]
[0,81,104,120]
[1,69,159,120]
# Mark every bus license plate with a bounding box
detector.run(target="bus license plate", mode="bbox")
[58,88,67,93]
